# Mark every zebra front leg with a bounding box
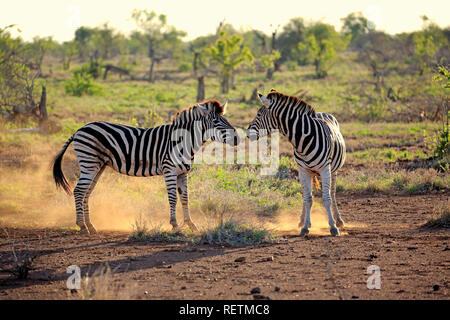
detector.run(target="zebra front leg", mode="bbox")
[320,166,339,236]
[177,173,198,232]
[163,171,180,231]
[82,166,105,235]
[299,176,314,229]
[299,169,313,236]
[331,172,344,227]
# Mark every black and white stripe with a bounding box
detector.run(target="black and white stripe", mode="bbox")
[53,100,238,234]
[246,90,346,236]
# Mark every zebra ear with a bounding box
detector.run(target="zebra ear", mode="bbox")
[197,103,209,116]
[222,100,228,115]
[258,92,270,107]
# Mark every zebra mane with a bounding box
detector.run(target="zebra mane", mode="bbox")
[268,91,316,115]
[171,99,225,125]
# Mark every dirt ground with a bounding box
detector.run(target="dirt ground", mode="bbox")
[0,192,449,300]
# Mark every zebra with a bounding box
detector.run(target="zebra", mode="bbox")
[246,90,346,236]
[53,100,238,235]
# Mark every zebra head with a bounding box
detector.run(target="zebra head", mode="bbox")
[246,90,278,141]
[197,100,239,146]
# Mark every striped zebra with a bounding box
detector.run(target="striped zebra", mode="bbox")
[53,100,238,235]
[246,90,346,236]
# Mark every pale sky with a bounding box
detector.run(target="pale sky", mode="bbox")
[1,0,449,42]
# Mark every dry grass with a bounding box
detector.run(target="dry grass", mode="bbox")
[71,264,136,300]
[0,228,38,280]
[423,202,450,229]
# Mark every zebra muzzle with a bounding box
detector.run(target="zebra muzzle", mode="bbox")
[246,129,258,141]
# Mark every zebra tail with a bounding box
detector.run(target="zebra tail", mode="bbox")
[313,175,321,191]
[53,135,74,195]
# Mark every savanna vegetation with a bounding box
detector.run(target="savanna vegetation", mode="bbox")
[0,11,448,237]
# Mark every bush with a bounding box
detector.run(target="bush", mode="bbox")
[285,60,298,71]
[178,62,192,72]
[65,64,102,96]
[201,221,276,246]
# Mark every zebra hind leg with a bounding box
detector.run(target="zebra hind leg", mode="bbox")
[320,166,339,236]
[82,166,106,234]
[73,172,96,234]
[331,172,345,227]
[177,173,198,232]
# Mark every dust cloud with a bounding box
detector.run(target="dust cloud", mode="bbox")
[0,155,172,232]
[1,154,365,236]
[264,206,366,236]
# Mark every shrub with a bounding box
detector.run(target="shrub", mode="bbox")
[65,64,102,96]
[201,221,276,246]
[178,62,192,72]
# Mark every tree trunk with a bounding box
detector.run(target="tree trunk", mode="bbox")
[148,40,155,83]
[193,52,199,73]
[197,76,205,102]
[38,86,47,125]
[149,58,155,83]
[221,74,230,94]
[375,74,383,93]
[314,60,320,78]
[271,28,281,72]
[248,88,259,102]
[266,67,274,80]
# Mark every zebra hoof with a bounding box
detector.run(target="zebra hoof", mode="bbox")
[79,226,90,235]
[330,227,340,236]
[185,221,199,232]
[299,228,309,237]
[335,219,345,228]
[86,224,98,234]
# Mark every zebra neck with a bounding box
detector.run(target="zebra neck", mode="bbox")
[274,106,311,139]
[169,118,208,159]
[273,108,316,154]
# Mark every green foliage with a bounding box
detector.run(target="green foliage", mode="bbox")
[64,63,101,96]
[297,23,349,78]
[130,106,165,128]
[207,31,254,93]
[0,25,45,110]
[202,221,276,246]
[277,17,306,63]
[413,16,448,75]
[285,60,298,71]
[91,23,118,60]
[414,33,441,75]
[131,9,186,81]
[74,26,95,60]
[341,12,372,46]
[260,50,281,70]
[178,62,192,72]
[128,220,277,246]
[433,65,450,88]
[60,41,77,70]
[430,65,450,171]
